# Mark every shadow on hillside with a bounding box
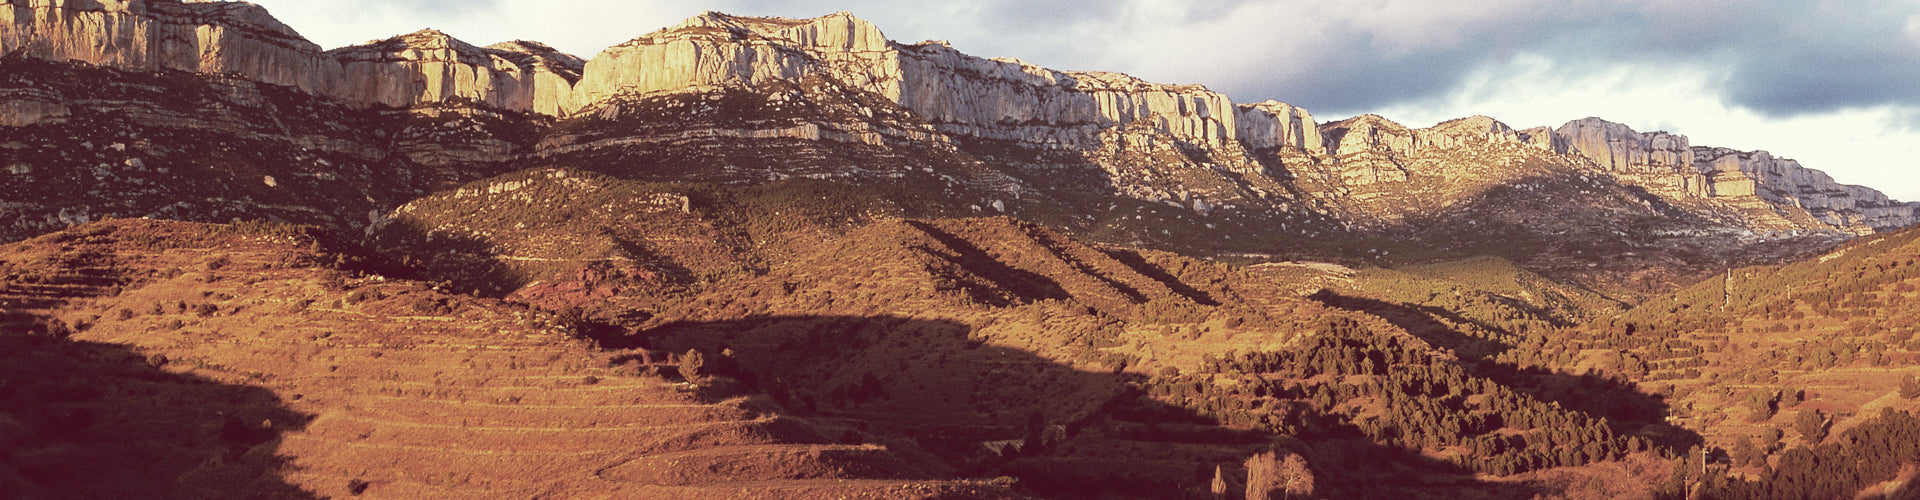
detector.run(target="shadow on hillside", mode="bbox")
[636,314,1551,499]
[1308,290,1702,454]
[0,333,315,499]
[1309,290,1513,359]
[1102,249,1219,306]
[360,216,530,297]
[903,221,1078,306]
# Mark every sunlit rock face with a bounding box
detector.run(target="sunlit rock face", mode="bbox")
[567,11,1325,153]
[326,30,582,115]
[1529,118,1918,232]
[0,0,337,92]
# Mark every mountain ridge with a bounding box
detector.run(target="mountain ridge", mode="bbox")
[3,2,1910,237]
[2,1,1917,305]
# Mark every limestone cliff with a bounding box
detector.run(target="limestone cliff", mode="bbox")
[568,11,1322,153]
[1554,117,1692,173]
[1321,114,1527,158]
[3,5,1328,153]
[1237,100,1322,152]
[1694,147,1918,230]
[1304,113,1917,234]
[1532,118,1918,231]
[0,0,583,114]
[1,0,334,92]
[326,30,581,114]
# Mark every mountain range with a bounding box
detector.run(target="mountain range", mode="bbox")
[4,1,1920,498]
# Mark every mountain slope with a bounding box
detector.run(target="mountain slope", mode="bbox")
[0,219,1014,498]
[1505,225,1920,497]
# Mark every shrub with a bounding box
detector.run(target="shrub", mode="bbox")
[1901,374,1920,400]
[1796,409,1828,443]
[40,319,72,339]
[679,349,706,382]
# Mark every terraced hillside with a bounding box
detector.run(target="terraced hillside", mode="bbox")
[1510,225,1920,497]
[0,219,1011,499]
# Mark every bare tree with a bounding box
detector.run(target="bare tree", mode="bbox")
[1278,453,1314,498]
[1245,451,1277,500]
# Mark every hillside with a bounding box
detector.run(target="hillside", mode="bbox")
[0,219,1012,498]
[1508,225,1920,498]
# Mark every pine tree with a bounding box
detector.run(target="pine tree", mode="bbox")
[1796,409,1828,443]
[679,349,706,382]
[1731,436,1760,467]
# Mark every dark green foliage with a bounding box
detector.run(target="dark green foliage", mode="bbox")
[1741,390,1779,423]
[1730,435,1762,467]
[1706,409,1920,500]
[1901,374,1920,400]
[1146,317,1652,477]
[1795,409,1827,444]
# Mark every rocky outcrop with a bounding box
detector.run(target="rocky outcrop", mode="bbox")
[1,0,584,114]
[2,2,1912,238]
[1422,116,1523,149]
[326,30,582,114]
[1695,147,1919,230]
[569,11,1317,152]
[1322,115,1415,157]
[486,40,584,116]
[4,5,1326,152]
[1237,100,1322,152]
[1320,114,1527,157]
[0,87,66,126]
[1517,126,1569,153]
[0,0,335,92]
[1554,117,1691,173]
[1517,117,1920,231]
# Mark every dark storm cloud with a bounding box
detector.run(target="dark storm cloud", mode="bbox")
[1707,2,1920,116]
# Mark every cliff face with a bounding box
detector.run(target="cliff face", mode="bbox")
[1538,118,1918,232]
[325,30,583,115]
[1,0,333,91]
[567,12,1319,153]
[0,0,584,114]
[1313,112,1919,233]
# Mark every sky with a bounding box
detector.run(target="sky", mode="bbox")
[246,0,1920,200]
